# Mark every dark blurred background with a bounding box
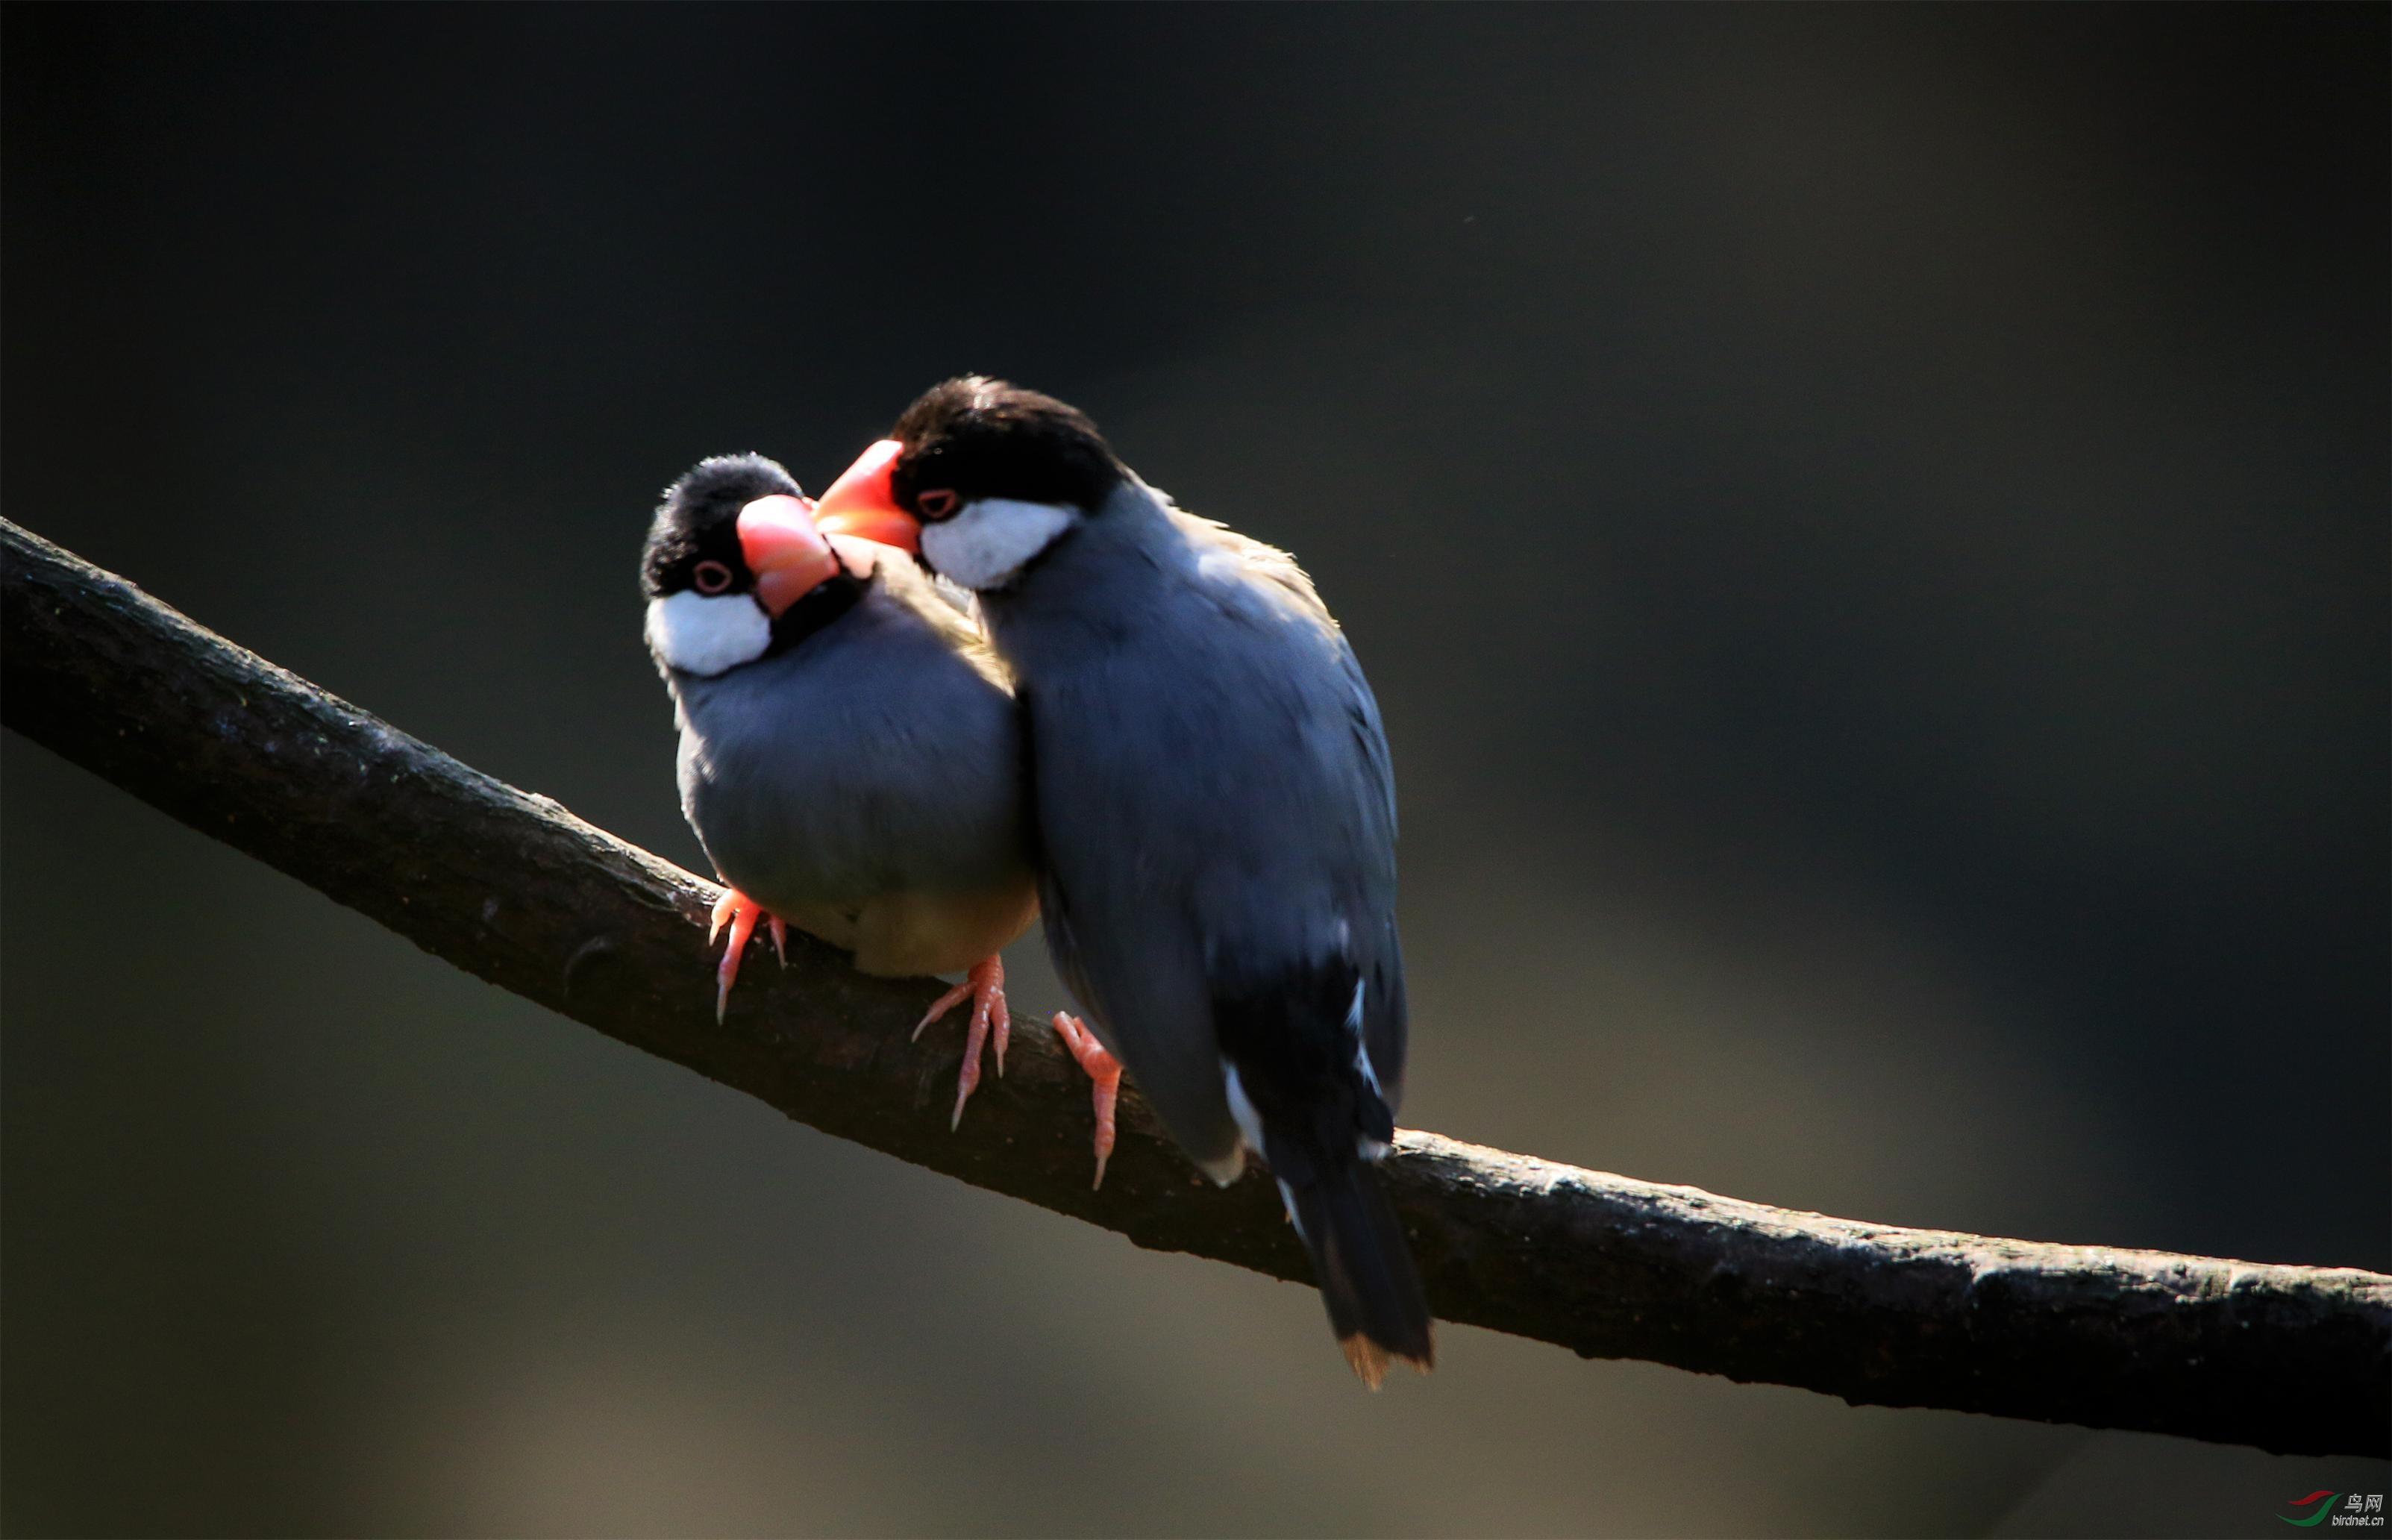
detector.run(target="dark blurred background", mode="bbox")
[4,4,2385,1535]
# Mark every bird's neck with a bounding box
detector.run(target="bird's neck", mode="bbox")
[765,570,868,656]
[980,480,1192,669]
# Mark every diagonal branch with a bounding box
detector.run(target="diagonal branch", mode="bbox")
[4,516,2385,1459]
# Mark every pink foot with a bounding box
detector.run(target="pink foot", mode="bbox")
[1050,1011,1122,1189]
[709,888,788,1022]
[912,955,1010,1129]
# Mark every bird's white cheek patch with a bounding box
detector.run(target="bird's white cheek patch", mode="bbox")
[645,591,771,676]
[920,498,1077,591]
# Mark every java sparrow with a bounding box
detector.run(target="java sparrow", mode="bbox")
[641,453,1039,1124]
[810,380,1434,1386]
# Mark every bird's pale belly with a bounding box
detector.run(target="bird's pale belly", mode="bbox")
[779,877,1037,978]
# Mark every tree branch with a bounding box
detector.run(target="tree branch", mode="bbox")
[4,516,2384,1459]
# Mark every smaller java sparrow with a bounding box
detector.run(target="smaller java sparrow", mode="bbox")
[811,381,1434,1385]
[641,453,1038,1125]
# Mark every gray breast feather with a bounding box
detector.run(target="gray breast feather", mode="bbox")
[670,557,1027,913]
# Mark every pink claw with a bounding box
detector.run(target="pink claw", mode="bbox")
[1050,1011,1122,1189]
[710,888,785,1022]
[913,955,1009,1128]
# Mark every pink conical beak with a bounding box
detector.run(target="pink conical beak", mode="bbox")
[810,439,921,553]
[736,495,841,617]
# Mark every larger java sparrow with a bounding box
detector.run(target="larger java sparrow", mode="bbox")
[642,453,1039,1124]
[811,379,1435,1386]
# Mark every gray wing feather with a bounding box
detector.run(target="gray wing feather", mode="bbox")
[995,489,1407,1168]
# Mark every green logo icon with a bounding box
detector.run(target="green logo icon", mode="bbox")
[2283,1493,2341,1528]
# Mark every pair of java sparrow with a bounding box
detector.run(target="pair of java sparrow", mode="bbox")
[639,379,1432,1385]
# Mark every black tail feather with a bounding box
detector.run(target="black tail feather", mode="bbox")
[1284,1159,1435,1388]
[1212,958,1430,1384]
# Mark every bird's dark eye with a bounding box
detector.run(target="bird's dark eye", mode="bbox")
[915,488,960,520]
[692,560,735,595]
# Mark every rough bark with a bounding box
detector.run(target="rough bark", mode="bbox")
[4,516,2385,1459]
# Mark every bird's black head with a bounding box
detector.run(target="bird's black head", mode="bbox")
[641,454,862,677]
[808,378,1129,593]
[886,376,1125,520]
[641,453,800,601]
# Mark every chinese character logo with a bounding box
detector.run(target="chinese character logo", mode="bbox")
[2285,1492,2388,1529]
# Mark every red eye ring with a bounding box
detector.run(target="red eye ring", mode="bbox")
[691,560,735,595]
[915,488,960,520]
